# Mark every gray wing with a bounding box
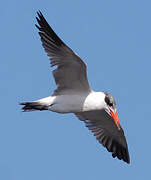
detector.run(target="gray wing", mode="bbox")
[36,11,91,95]
[75,110,130,164]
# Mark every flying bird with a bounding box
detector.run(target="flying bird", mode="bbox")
[20,11,130,164]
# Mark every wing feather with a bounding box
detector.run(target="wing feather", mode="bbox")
[75,110,130,164]
[36,11,91,95]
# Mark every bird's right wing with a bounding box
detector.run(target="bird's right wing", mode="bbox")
[36,11,91,95]
[75,110,130,164]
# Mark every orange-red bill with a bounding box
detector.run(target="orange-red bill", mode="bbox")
[109,109,121,130]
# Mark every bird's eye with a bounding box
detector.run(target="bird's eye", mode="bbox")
[105,96,113,107]
[109,102,113,107]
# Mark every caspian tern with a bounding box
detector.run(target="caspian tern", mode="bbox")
[20,11,130,164]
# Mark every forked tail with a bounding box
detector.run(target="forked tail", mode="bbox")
[19,101,49,112]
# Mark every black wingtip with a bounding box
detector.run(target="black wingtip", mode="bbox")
[35,10,65,47]
[111,144,130,164]
[37,10,43,17]
[35,24,40,30]
[125,151,130,164]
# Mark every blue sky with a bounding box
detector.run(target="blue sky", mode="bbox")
[1,0,151,179]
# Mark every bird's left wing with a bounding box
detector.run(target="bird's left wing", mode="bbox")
[75,110,130,164]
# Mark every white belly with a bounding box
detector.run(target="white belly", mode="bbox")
[48,94,87,113]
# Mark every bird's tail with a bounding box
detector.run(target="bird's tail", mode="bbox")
[19,101,49,112]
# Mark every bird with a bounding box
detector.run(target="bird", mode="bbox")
[20,11,130,164]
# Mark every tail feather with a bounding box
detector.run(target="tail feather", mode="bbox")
[19,102,48,112]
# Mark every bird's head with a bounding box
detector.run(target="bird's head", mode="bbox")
[104,92,121,130]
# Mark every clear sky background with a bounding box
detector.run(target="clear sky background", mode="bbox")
[1,0,151,179]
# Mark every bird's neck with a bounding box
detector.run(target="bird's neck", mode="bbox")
[82,91,106,111]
